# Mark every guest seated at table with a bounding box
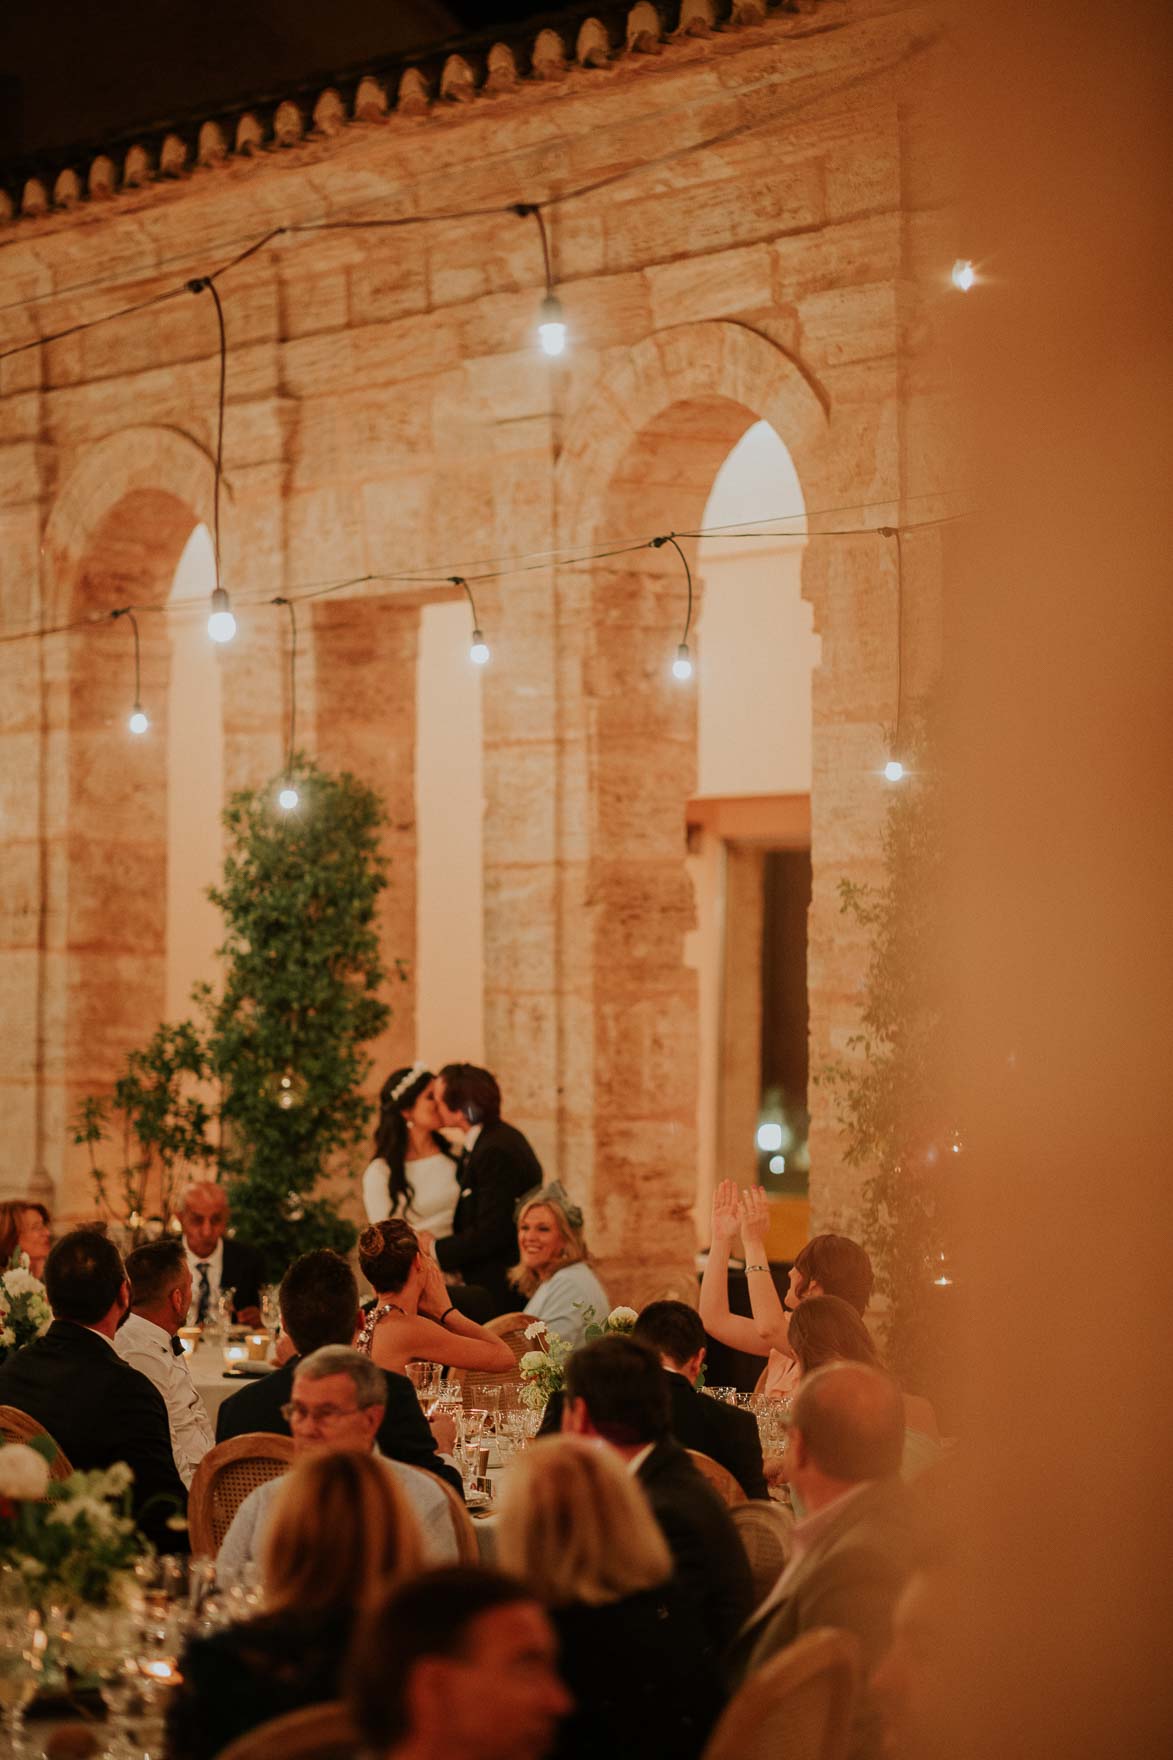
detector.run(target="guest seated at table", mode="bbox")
[561,1334,753,1657]
[699,1179,875,1400]
[497,1435,724,1759]
[357,1220,515,1378]
[114,1237,214,1489]
[728,1363,926,1760]
[347,1567,572,1760]
[0,1228,188,1551]
[539,1300,769,1500]
[783,1295,941,1480]
[493,1185,609,1349]
[177,1181,264,1327]
[216,1248,462,1495]
[0,1198,51,1277]
[216,1346,457,1587]
[168,1449,422,1760]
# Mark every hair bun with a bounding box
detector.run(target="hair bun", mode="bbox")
[358,1226,384,1258]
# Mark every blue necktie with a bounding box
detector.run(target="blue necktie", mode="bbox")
[195,1262,211,1324]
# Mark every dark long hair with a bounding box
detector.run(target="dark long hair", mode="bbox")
[373,1067,456,1217]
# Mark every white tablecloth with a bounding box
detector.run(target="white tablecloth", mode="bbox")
[190,1356,273,1426]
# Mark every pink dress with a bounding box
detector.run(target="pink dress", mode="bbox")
[761,1348,801,1399]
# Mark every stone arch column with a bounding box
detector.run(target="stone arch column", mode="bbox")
[559,325,835,1293]
[36,426,283,1219]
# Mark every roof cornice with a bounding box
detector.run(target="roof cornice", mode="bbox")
[1,1,808,228]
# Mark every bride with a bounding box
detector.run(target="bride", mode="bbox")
[362,1065,461,1239]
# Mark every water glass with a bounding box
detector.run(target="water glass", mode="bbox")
[0,1605,43,1757]
[407,1361,442,1404]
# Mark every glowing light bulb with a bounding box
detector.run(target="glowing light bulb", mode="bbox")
[537,293,567,357]
[756,1122,783,1152]
[128,705,149,735]
[951,258,976,292]
[278,784,299,811]
[884,759,905,782]
[469,630,490,666]
[672,643,693,682]
[769,1154,786,1174]
[207,586,237,644]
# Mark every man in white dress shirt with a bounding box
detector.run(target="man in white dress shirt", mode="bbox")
[114,1237,215,1489]
[216,1346,457,1588]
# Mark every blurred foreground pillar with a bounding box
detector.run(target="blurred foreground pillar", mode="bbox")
[942,2,1173,1756]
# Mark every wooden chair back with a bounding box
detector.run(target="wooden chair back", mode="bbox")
[0,1406,74,1480]
[702,1628,860,1760]
[216,1700,358,1760]
[394,1460,479,1563]
[187,1432,295,1557]
[730,1499,794,1608]
[686,1447,747,1506]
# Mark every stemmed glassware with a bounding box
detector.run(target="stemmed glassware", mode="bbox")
[0,1601,42,1758]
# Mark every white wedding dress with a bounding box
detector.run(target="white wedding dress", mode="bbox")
[362,1153,461,1240]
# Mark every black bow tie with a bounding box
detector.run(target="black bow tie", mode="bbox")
[170,1335,186,1356]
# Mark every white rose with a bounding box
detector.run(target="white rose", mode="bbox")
[518,1351,549,1376]
[0,1442,51,1500]
[607,1306,638,1329]
[0,1269,45,1298]
[523,1321,548,1340]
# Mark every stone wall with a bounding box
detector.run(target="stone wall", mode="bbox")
[0,0,957,1298]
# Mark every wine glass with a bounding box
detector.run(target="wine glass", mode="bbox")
[0,1605,43,1758]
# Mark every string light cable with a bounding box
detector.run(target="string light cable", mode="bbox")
[184,277,236,644]
[453,577,491,665]
[878,524,905,781]
[650,535,695,682]
[111,606,149,734]
[0,504,970,650]
[0,31,941,332]
[271,596,299,808]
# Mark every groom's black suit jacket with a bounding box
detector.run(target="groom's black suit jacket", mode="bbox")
[0,1320,189,1552]
[434,1119,543,1313]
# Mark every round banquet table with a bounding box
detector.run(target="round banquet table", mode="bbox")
[189,1353,274,1426]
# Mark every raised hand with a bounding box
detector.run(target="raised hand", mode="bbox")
[711,1178,743,1245]
[740,1185,771,1246]
[420,1253,450,1316]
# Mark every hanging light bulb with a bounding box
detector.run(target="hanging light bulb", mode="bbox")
[278,782,299,811]
[469,629,491,666]
[672,643,693,682]
[208,585,237,643]
[951,258,976,292]
[537,293,567,357]
[128,704,149,736]
[453,579,490,667]
[883,758,905,782]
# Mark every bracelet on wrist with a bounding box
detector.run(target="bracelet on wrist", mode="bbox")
[744,1263,770,1273]
[438,1305,456,1325]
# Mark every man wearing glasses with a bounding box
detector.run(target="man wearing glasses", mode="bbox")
[216,1346,457,1586]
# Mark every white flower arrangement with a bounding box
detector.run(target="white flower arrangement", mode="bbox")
[0,1265,52,1361]
[0,1446,149,1608]
[517,1304,640,1411]
[0,1442,50,1501]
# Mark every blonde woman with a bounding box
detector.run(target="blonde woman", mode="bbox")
[505,1185,609,1348]
[497,1436,724,1759]
[168,1451,421,1760]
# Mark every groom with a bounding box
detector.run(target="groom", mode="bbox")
[426,1064,543,1317]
